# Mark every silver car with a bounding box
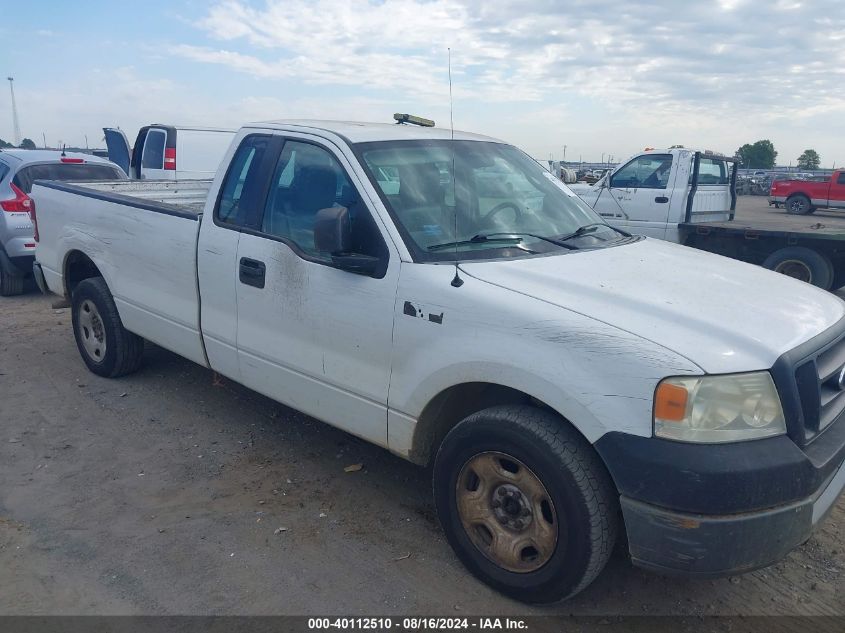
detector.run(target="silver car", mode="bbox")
[0,149,125,295]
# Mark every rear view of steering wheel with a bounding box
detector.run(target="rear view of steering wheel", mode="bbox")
[481,202,523,229]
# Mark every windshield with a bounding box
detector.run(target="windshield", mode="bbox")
[356,140,622,262]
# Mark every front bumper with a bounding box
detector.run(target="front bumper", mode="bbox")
[595,395,845,577]
[620,460,845,576]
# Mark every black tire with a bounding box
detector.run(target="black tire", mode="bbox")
[433,405,618,603]
[785,194,814,215]
[71,277,144,377]
[0,250,24,296]
[763,247,834,290]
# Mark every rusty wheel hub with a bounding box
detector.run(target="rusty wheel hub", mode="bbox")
[456,451,557,573]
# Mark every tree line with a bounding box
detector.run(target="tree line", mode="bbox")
[0,138,37,150]
[734,140,821,170]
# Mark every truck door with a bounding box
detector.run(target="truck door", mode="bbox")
[197,133,277,381]
[139,127,169,180]
[592,153,676,239]
[233,134,399,448]
[103,128,131,177]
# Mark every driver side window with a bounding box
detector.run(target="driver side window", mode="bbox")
[260,140,387,263]
[611,154,673,190]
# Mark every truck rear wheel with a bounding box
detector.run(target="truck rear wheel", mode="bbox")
[71,277,144,377]
[0,250,24,296]
[786,195,814,215]
[433,405,618,603]
[763,247,833,289]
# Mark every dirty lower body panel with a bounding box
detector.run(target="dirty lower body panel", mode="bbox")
[621,460,845,576]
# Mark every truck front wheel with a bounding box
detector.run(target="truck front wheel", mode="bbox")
[71,277,145,377]
[763,247,834,289]
[785,195,814,215]
[433,405,618,603]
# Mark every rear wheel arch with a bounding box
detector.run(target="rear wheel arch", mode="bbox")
[63,250,104,298]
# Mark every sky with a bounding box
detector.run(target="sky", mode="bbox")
[2,0,844,166]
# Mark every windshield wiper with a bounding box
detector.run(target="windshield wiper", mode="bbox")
[556,222,628,242]
[427,232,578,252]
[427,234,523,251]
[479,232,579,250]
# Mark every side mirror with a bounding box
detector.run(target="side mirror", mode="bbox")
[314,206,351,254]
[313,206,381,276]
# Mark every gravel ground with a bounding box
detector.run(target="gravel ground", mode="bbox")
[1,208,843,617]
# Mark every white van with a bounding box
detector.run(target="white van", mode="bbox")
[103,125,235,181]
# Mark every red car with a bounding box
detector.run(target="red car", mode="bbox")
[770,170,845,215]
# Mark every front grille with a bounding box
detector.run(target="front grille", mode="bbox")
[794,332,845,441]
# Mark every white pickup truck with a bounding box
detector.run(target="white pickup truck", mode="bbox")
[32,120,845,603]
[571,148,845,290]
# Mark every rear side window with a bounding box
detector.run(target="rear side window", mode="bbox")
[695,158,730,185]
[838,173,845,185]
[141,130,166,169]
[13,163,124,193]
[0,160,9,182]
[215,135,272,227]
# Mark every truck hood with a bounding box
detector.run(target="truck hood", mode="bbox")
[460,238,845,373]
[566,181,603,205]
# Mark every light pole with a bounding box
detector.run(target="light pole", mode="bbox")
[7,77,21,146]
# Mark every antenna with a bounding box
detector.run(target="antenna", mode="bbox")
[448,47,463,288]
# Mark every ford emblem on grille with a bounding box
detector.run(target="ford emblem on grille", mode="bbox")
[838,365,845,391]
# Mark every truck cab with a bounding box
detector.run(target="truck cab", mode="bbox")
[570,148,736,241]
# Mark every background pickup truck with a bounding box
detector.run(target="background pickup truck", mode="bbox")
[770,170,845,215]
[32,119,845,603]
[571,151,845,290]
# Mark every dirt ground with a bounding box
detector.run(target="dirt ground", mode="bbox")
[733,194,845,231]
[1,210,843,616]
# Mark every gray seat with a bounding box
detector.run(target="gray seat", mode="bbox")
[264,165,338,251]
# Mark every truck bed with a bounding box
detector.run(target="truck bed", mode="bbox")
[40,179,212,214]
[683,198,845,240]
[32,179,207,367]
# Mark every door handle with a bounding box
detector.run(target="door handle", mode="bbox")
[655,196,669,203]
[239,257,266,289]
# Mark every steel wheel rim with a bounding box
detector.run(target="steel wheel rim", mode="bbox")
[78,299,107,362]
[455,451,558,573]
[774,259,812,283]
[789,199,805,213]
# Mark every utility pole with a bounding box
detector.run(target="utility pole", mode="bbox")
[7,77,21,146]
[42,132,46,149]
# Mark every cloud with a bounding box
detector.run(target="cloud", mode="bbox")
[161,0,844,163]
[173,0,845,119]
[8,0,843,165]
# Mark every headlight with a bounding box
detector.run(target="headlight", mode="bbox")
[654,372,786,443]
